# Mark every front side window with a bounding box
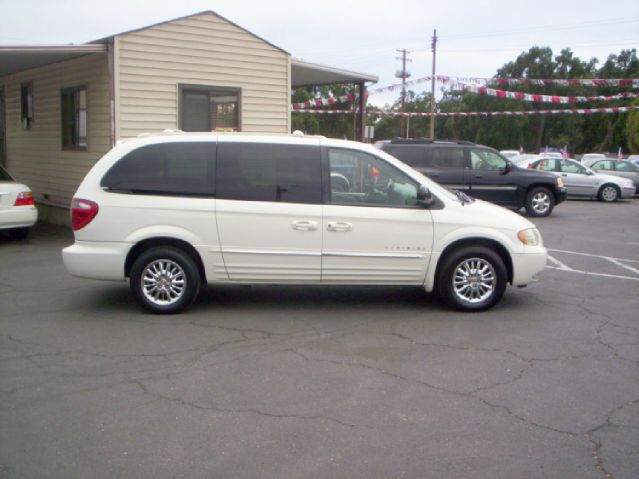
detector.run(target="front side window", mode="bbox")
[560,161,585,174]
[470,149,507,170]
[101,142,215,196]
[328,148,418,207]
[216,143,321,203]
[180,85,240,132]
[21,81,34,129]
[591,160,613,171]
[61,86,87,149]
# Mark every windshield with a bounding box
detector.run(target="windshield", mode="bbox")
[0,166,15,182]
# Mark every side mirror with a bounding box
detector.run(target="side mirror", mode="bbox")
[586,170,594,176]
[417,184,435,207]
[500,162,512,175]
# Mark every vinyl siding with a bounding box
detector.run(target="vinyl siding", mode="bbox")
[117,12,290,138]
[1,53,111,206]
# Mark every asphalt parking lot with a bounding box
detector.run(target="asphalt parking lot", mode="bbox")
[1,198,638,479]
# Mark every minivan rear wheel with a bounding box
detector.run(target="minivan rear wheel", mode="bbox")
[130,246,200,314]
[524,187,554,217]
[437,246,507,312]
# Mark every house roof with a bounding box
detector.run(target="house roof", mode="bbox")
[0,11,377,85]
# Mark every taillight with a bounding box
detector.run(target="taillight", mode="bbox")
[71,198,99,231]
[14,191,34,206]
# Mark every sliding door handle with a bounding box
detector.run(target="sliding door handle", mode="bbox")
[292,220,318,231]
[327,221,353,232]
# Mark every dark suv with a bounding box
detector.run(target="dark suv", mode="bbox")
[377,140,567,217]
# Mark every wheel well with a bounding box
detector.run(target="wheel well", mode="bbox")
[436,238,513,284]
[125,237,206,283]
[599,183,620,194]
[526,183,557,202]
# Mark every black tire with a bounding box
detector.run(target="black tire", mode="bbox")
[437,246,508,312]
[524,186,555,217]
[129,246,201,314]
[8,228,29,240]
[597,184,619,203]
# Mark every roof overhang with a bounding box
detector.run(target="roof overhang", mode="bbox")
[291,58,378,88]
[0,44,106,77]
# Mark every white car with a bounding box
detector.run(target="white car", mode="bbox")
[529,158,635,201]
[580,153,607,163]
[0,165,38,239]
[499,150,520,159]
[62,132,547,313]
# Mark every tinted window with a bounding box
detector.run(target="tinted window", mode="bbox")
[384,145,432,168]
[432,147,465,168]
[101,142,215,196]
[216,143,321,204]
[328,148,417,207]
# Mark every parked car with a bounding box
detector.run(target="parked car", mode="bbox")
[62,132,547,313]
[499,150,520,159]
[0,165,38,239]
[377,139,567,217]
[581,158,639,193]
[510,153,541,169]
[628,155,639,168]
[529,158,635,201]
[580,153,607,164]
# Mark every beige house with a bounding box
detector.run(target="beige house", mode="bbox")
[0,11,376,223]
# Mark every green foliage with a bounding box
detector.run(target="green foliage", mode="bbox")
[290,47,638,153]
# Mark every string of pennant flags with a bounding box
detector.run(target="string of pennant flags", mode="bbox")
[292,106,639,117]
[450,83,639,104]
[291,75,639,109]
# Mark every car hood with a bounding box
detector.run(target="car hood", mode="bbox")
[510,165,557,180]
[595,172,634,185]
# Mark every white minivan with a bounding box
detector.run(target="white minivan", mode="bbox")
[62,132,546,313]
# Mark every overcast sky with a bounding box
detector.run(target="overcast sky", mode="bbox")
[1,0,638,106]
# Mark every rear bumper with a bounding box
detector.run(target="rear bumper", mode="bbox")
[511,249,547,286]
[62,241,130,282]
[0,206,38,230]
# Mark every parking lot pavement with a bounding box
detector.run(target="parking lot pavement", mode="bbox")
[1,200,638,479]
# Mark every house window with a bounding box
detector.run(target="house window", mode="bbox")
[20,82,34,129]
[180,85,240,132]
[61,86,87,150]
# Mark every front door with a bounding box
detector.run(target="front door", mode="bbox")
[322,148,433,284]
[468,148,518,206]
[215,140,323,282]
[559,160,596,196]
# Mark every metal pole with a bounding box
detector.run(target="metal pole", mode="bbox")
[358,81,366,142]
[429,29,437,139]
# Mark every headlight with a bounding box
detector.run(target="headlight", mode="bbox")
[556,177,564,188]
[518,228,542,246]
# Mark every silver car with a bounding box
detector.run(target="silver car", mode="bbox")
[582,158,639,193]
[530,158,635,202]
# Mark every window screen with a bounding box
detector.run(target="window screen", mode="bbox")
[216,143,321,203]
[101,142,215,196]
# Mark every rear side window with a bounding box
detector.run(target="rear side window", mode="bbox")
[384,145,432,168]
[101,142,215,196]
[432,147,465,168]
[216,143,321,204]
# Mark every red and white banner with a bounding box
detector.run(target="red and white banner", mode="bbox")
[488,78,639,88]
[451,82,639,103]
[293,106,639,117]
[291,93,355,110]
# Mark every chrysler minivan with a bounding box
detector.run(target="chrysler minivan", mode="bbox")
[62,132,547,313]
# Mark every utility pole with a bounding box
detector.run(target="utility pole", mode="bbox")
[395,49,411,138]
[429,29,438,139]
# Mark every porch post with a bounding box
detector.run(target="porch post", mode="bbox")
[357,81,366,142]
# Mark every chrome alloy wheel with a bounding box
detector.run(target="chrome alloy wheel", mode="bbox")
[601,186,618,202]
[452,257,496,304]
[531,191,551,214]
[141,259,186,306]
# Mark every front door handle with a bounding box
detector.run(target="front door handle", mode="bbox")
[561,173,567,177]
[327,221,353,232]
[292,220,318,231]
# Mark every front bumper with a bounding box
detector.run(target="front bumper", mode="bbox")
[511,249,547,286]
[555,187,568,204]
[621,186,636,199]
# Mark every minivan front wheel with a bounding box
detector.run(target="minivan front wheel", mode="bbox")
[130,246,201,314]
[437,246,507,311]
[525,187,554,217]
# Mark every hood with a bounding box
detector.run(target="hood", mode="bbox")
[595,172,634,185]
[510,164,557,180]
